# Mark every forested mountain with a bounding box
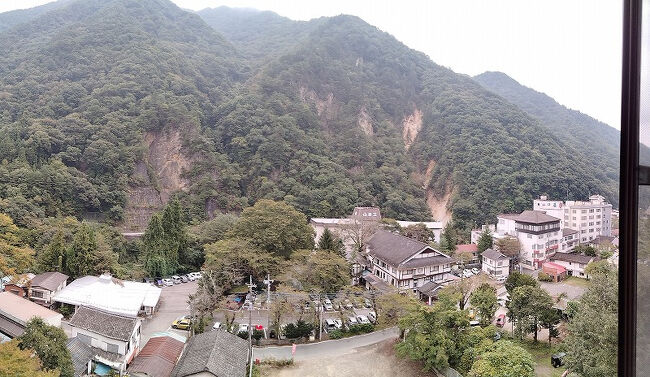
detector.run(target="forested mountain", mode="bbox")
[197,7,320,63]
[0,0,72,32]
[0,0,618,234]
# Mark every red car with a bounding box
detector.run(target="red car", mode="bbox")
[496,314,506,327]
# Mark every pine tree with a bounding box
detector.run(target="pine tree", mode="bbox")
[142,214,170,277]
[66,224,98,278]
[476,229,493,254]
[318,229,335,251]
[37,231,66,273]
[440,222,457,253]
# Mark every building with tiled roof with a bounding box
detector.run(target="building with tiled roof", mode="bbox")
[364,230,454,293]
[171,330,248,377]
[68,306,141,375]
[29,271,68,308]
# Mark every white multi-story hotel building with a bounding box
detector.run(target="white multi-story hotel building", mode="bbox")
[496,211,562,270]
[533,194,613,242]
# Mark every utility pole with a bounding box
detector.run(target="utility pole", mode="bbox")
[246,275,256,377]
[263,274,274,305]
[318,293,323,340]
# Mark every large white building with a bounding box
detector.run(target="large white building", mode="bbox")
[533,194,613,241]
[54,273,161,317]
[496,211,562,270]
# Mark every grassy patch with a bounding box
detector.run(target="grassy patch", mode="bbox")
[563,277,590,288]
[228,285,249,294]
[509,338,566,377]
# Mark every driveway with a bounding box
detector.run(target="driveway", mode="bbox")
[140,281,197,344]
[253,327,399,361]
[259,338,438,377]
[539,280,586,300]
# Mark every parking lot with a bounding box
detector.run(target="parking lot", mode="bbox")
[140,280,198,344]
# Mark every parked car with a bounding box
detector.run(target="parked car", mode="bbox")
[343,299,353,310]
[172,316,191,330]
[238,323,249,334]
[551,352,566,368]
[324,319,337,333]
[471,268,480,275]
[368,311,377,324]
[469,320,481,327]
[171,275,182,284]
[364,299,372,308]
[212,321,222,330]
[496,314,506,327]
[180,275,189,283]
[356,315,371,325]
[463,269,474,278]
[333,319,343,329]
[154,277,163,287]
[162,278,173,287]
[347,316,358,328]
[496,275,507,282]
[187,273,196,282]
[323,302,334,311]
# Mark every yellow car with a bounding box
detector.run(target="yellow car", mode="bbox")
[172,316,191,330]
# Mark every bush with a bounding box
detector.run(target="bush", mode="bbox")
[347,323,374,335]
[328,329,344,339]
[261,358,294,367]
[538,272,553,282]
[59,303,75,318]
[283,320,314,339]
[237,330,249,340]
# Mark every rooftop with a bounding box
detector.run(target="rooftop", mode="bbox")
[544,262,567,273]
[69,306,138,342]
[416,281,443,297]
[549,252,597,265]
[171,330,248,377]
[54,273,161,317]
[366,230,429,266]
[30,271,68,291]
[128,335,185,377]
[515,210,561,224]
[6,273,35,288]
[481,248,509,261]
[401,255,454,269]
[456,244,478,253]
[0,292,62,326]
[562,228,579,236]
[67,337,94,377]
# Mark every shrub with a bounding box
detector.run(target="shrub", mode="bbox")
[347,323,374,335]
[538,272,553,282]
[328,330,344,339]
[237,330,249,340]
[59,303,75,318]
[283,320,314,339]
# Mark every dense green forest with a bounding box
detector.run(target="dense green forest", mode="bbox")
[0,0,618,236]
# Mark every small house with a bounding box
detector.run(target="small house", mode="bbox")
[481,248,510,278]
[29,272,68,308]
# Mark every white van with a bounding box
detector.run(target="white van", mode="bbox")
[171,275,182,284]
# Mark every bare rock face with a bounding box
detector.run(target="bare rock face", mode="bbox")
[299,86,339,124]
[402,108,422,150]
[421,159,452,225]
[120,128,191,232]
[358,106,373,136]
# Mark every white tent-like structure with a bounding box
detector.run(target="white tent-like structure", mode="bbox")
[53,273,161,317]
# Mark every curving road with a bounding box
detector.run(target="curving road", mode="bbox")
[252,327,400,361]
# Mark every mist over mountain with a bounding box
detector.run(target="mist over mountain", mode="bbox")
[0,0,619,233]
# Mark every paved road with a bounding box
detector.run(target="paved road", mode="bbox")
[140,281,197,345]
[253,327,399,361]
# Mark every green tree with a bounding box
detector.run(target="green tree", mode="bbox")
[0,340,59,377]
[508,285,553,342]
[440,222,457,253]
[0,213,35,276]
[400,223,434,243]
[317,228,344,256]
[203,238,280,284]
[18,318,74,377]
[574,244,597,257]
[142,200,189,276]
[396,292,470,371]
[283,250,349,293]
[470,283,498,326]
[65,223,99,278]
[230,200,314,258]
[539,307,561,345]
[476,229,493,254]
[36,231,66,273]
[504,271,538,296]
[142,214,170,277]
[467,340,535,377]
[494,236,520,267]
[564,264,617,377]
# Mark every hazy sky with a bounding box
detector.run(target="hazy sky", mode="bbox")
[1,0,624,131]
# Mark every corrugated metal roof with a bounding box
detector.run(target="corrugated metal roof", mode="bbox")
[128,336,185,377]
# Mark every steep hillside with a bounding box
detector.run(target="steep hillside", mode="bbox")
[222,15,613,228]
[0,0,244,227]
[197,7,320,63]
[0,0,72,32]
[0,2,618,232]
